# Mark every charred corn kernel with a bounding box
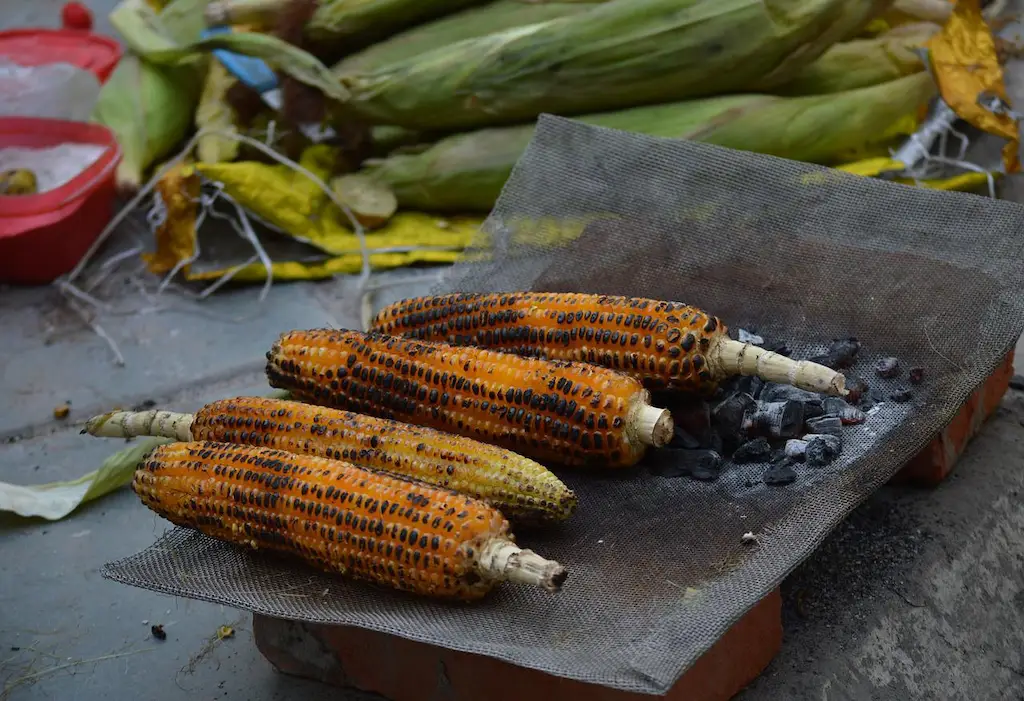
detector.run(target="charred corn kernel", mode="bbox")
[84,396,577,524]
[264,329,673,469]
[370,292,848,397]
[134,440,567,600]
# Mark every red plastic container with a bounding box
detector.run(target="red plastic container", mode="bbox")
[0,118,121,285]
[0,27,121,84]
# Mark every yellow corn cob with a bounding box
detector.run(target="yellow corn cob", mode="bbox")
[264,329,674,469]
[84,396,577,524]
[370,292,848,397]
[134,440,567,601]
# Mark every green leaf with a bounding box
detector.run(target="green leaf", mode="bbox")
[0,438,172,521]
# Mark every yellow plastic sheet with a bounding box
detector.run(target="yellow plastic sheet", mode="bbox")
[927,0,1020,172]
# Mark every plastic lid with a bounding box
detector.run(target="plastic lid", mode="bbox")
[0,29,122,83]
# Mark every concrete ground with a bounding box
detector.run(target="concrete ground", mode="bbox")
[2,2,1024,700]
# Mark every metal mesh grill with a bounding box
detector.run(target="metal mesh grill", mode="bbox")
[103,115,1024,695]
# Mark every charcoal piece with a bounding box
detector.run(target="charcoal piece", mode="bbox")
[805,435,840,467]
[764,460,797,486]
[649,449,722,480]
[844,376,870,405]
[909,366,925,384]
[875,357,900,378]
[802,399,824,419]
[759,383,821,404]
[1010,374,1024,392]
[670,400,713,447]
[712,392,755,438]
[890,388,913,403]
[805,414,842,436]
[802,433,842,453]
[784,439,808,461]
[770,447,787,463]
[822,397,866,425]
[732,375,766,399]
[744,400,805,439]
[668,426,701,450]
[737,328,764,344]
[809,337,861,370]
[732,437,772,463]
[708,430,724,455]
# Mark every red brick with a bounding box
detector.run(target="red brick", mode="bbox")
[254,588,782,701]
[893,350,1014,487]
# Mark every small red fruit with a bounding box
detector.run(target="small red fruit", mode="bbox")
[61,2,94,31]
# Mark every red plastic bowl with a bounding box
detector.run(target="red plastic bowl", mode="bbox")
[0,117,121,285]
[0,28,121,84]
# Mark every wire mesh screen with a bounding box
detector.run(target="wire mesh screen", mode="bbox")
[103,115,1024,695]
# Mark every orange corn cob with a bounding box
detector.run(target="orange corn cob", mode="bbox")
[264,329,674,468]
[369,292,848,397]
[84,396,577,524]
[133,441,567,601]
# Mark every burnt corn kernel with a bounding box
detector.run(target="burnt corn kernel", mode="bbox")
[265,328,656,469]
[368,292,729,396]
[131,440,513,602]
[190,398,576,524]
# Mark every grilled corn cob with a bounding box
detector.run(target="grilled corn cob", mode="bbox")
[134,440,566,600]
[370,292,848,397]
[84,396,577,524]
[265,329,674,468]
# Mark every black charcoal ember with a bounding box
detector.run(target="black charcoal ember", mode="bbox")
[668,426,701,450]
[712,392,755,437]
[805,414,843,436]
[732,437,772,463]
[909,366,925,384]
[764,460,798,486]
[649,449,723,480]
[785,439,808,461]
[759,383,821,404]
[822,397,866,425]
[1010,374,1024,392]
[803,399,825,419]
[844,376,870,405]
[732,375,766,399]
[744,400,805,439]
[671,400,713,446]
[810,338,861,370]
[802,433,842,453]
[890,388,913,403]
[737,328,764,344]
[708,430,724,455]
[805,435,839,468]
[875,357,900,378]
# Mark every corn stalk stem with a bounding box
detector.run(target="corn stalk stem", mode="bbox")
[478,538,567,593]
[710,337,848,397]
[84,410,195,441]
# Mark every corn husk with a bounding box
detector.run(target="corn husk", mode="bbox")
[767,21,938,95]
[305,0,491,46]
[359,72,936,212]
[92,54,201,191]
[334,0,894,131]
[195,60,243,163]
[333,0,609,75]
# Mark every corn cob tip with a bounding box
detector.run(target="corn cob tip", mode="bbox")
[633,404,674,448]
[84,409,195,441]
[478,539,567,593]
[712,338,848,397]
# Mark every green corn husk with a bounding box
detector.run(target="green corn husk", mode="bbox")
[766,21,938,95]
[92,54,202,191]
[306,0,491,46]
[333,0,610,75]
[334,0,894,131]
[359,72,936,212]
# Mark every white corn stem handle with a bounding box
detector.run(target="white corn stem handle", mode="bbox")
[711,337,848,397]
[478,538,567,593]
[84,410,195,441]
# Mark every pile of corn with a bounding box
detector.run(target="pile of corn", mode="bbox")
[85,292,849,601]
[89,0,983,226]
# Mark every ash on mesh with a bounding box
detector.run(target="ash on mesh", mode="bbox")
[102,115,1024,696]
